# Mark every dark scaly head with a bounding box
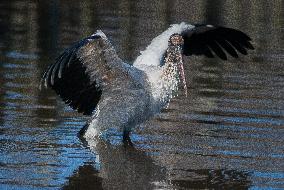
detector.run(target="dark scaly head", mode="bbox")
[169,33,184,46]
[163,33,187,97]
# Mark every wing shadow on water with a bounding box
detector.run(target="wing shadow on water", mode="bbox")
[62,135,252,189]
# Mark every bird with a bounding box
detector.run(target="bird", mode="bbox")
[41,22,254,144]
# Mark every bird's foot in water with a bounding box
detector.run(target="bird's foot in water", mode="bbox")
[80,125,133,146]
[123,131,133,146]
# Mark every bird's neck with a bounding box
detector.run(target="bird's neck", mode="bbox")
[153,45,184,107]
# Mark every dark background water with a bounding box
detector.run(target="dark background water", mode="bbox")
[0,0,283,189]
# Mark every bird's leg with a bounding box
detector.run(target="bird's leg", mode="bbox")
[78,115,94,138]
[77,123,90,147]
[78,124,89,137]
[123,130,133,146]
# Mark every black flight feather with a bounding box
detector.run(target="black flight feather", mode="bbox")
[182,24,254,60]
[41,35,103,115]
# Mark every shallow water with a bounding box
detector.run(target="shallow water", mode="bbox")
[0,1,283,189]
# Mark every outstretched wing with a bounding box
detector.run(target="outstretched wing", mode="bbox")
[41,34,123,115]
[182,24,254,60]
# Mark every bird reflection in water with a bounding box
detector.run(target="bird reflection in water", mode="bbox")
[62,138,252,189]
[63,139,166,189]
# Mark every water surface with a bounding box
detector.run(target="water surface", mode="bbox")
[0,0,283,189]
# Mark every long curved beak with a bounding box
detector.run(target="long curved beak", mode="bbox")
[178,60,188,97]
